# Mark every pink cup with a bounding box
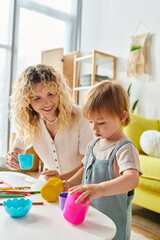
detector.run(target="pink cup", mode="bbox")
[63,192,90,225]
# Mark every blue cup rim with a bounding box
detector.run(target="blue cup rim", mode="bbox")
[59,192,68,198]
[18,154,34,159]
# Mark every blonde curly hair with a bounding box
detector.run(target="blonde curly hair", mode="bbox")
[10,64,75,144]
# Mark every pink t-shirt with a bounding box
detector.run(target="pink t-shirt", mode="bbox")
[82,135,142,178]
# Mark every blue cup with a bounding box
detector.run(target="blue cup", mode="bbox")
[18,154,34,170]
[59,192,68,211]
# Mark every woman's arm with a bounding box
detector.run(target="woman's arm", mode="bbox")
[6,146,26,170]
[60,154,84,180]
[41,155,85,181]
[60,162,84,180]
[41,163,84,181]
[69,169,139,205]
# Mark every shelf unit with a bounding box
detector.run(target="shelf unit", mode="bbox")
[73,50,116,103]
[41,48,79,90]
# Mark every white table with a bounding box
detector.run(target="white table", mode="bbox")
[0,172,116,240]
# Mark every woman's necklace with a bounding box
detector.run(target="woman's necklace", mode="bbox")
[40,116,58,125]
[44,117,58,125]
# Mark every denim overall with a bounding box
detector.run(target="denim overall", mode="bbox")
[82,139,135,240]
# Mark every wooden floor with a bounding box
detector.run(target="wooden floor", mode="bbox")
[132,204,160,240]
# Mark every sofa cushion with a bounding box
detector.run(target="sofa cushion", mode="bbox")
[138,154,160,192]
[140,130,160,157]
[124,113,159,153]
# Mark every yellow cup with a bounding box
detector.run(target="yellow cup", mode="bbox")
[40,177,64,202]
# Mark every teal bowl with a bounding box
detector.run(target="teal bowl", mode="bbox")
[3,198,33,218]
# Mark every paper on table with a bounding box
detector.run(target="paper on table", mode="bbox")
[0,172,38,188]
[0,172,43,203]
[30,175,45,191]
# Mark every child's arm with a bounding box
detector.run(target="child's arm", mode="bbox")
[69,169,139,205]
[63,165,84,192]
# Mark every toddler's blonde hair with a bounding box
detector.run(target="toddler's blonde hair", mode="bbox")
[82,80,130,126]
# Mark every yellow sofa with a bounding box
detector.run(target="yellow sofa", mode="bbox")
[124,113,160,214]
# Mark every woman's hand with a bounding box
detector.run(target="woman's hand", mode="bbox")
[6,151,21,170]
[69,184,103,206]
[40,168,60,181]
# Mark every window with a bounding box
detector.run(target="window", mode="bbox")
[33,0,72,13]
[0,0,81,159]
[0,0,14,159]
[17,8,66,74]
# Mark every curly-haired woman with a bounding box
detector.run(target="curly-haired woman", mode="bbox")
[6,64,93,181]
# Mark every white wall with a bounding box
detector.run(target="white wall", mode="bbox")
[80,0,160,119]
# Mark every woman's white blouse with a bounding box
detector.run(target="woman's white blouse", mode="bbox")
[13,106,93,174]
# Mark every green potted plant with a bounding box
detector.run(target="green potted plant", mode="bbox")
[127,83,139,112]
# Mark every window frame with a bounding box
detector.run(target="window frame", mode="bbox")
[2,0,81,155]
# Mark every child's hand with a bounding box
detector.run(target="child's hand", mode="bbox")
[69,184,103,206]
[63,180,71,192]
